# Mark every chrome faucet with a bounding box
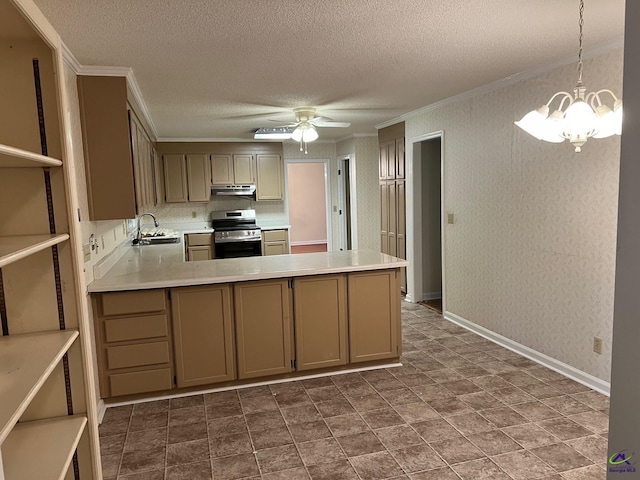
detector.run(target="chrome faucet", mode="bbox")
[134,213,159,245]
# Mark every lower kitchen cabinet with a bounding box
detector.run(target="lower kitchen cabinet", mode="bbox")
[93,289,174,397]
[348,269,401,363]
[294,274,348,370]
[171,285,235,387]
[262,228,289,256]
[185,233,214,261]
[234,279,292,379]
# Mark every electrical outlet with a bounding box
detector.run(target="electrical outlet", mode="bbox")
[593,337,603,354]
[447,213,455,224]
[192,211,197,218]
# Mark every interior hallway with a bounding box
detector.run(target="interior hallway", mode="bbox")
[98,302,609,480]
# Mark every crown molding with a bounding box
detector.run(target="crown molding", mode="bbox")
[376,36,624,130]
[59,43,159,140]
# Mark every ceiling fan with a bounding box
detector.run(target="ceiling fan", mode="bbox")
[254,107,351,154]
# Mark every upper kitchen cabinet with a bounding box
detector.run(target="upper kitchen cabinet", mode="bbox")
[256,154,283,200]
[77,75,157,220]
[211,154,255,185]
[163,153,211,203]
[158,142,284,202]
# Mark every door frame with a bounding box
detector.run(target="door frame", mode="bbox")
[406,131,446,312]
[284,157,333,251]
[337,154,358,250]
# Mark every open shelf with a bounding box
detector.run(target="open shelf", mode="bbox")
[0,330,79,445]
[2,415,87,480]
[0,234,70,269]
[0,144,62,168]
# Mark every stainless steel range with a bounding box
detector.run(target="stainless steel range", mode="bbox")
[210,209,262,258]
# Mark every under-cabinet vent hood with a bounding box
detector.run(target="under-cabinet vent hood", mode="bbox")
[211,185,256,196]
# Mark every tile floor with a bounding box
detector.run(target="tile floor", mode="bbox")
[99,302,610,480]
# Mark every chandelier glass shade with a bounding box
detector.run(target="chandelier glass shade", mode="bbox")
[514,0,622,152]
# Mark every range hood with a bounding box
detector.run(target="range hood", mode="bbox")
[211,185,256,196]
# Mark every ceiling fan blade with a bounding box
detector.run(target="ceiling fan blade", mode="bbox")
[311,120,351,128]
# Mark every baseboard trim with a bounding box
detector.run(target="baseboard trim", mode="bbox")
[444,311,611,396]
[96,399,107,424]
[290,240,328,246]
[102,362,403,410]
[422,292,442,301]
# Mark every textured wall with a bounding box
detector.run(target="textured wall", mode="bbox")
[287,163,327,244]
[354,136,381,250]
[406,49,622,382]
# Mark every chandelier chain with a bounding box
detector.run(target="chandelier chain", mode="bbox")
[577,0,584,84]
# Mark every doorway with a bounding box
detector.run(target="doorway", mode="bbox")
[407,132,444,312]
[338,156,353,250]
[285,159,331,253]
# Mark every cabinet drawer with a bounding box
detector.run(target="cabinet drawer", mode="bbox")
[109,368,172,397]
[186,233,213,246]
[104,314,168,342]
[263,229,287,242]
[101,289,166,316]
[106,341,170,370]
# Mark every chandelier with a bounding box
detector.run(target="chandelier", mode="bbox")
[515,0,622,152]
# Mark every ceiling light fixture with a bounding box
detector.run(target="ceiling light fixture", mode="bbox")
[290,121,318,154]
[514,0,622,152]
[253,127,295,140]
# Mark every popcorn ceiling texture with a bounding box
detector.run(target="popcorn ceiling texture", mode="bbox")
[406,49,623,382]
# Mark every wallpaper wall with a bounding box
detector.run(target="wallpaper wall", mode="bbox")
[354,136,382,251]
[405,49,623,382]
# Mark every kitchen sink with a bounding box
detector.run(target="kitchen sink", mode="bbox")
[133,236,181,245]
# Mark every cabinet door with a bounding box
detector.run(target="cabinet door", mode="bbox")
[379,143,388,179]
[380,182,389,254]
[163,154,188,203]
[387,181,397,257]
[256,154,283,200]
[234,279,292,379]
[396,180,406,291]
[263,241,288,256]
[395,137,405,179]
[211,154,233,185]
[187,246,212,261]
[348,270,400,363]
[294,275,347,371]
[187,154,211,202]
[233,154,255,184]
[171,285,235,387]
[129,113,144,213]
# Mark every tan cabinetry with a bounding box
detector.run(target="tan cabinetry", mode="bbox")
[170,285,235,388]
[164,154,212,203]
[185,233,214,261]
[293,275,348,370]
[256,154,284,200]
[211,154,255,185]
[186,154,212,202]
[78,75,158,220]
[348,270,400,363]
[163,154,188,203]
[379,123,406,291]
[234,279,292,379]
[262,229,290,255]
[93,289,174,397]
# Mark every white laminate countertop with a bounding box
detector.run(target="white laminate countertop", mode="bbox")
[87,246,408,293]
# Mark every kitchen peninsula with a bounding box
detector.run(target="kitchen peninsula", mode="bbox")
[88,247,408,400]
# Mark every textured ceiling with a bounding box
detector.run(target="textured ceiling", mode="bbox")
[31,0,625,141]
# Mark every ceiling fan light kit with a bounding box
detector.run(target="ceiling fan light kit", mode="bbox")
[514,0,622,152]
[253,107,350,154]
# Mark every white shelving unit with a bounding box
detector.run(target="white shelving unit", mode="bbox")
[0,0,101,478]
[2,416,87,480]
